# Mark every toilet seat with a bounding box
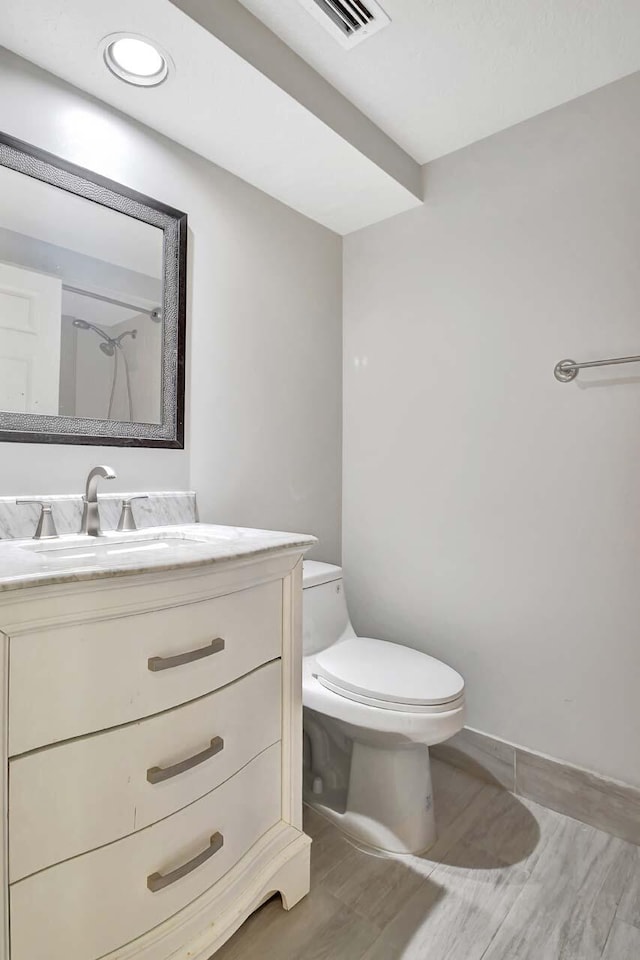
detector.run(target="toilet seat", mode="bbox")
[313,637,464,713]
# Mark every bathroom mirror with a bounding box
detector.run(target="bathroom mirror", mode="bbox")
[0,131,186,447]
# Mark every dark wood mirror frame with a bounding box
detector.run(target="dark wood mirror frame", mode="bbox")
[0,131,187,448]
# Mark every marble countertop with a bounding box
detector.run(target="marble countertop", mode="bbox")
[0,523,317,593]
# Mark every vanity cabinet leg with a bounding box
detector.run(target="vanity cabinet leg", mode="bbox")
[276,842,311,911]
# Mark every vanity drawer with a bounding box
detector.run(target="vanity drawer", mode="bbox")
[9,659,281,882]
[9,578,282,755]
[10,742,282,960]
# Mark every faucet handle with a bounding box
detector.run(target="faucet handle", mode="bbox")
[16,500,58,540]
[117,495,149,532]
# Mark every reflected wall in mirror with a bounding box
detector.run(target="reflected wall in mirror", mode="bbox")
[0,132,186,447]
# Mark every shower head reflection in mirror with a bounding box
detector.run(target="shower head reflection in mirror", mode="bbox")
[71,319,138,420]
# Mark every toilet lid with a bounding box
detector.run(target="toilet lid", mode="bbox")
[313,637,464,707]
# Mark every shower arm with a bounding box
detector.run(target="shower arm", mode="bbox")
[71,318,115,345]
[72,319,137,349]
[114,329,137,346]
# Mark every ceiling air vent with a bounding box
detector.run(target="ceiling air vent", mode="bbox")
[297,0,390,48]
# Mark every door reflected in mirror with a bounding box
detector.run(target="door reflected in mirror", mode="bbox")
[0,163,164,424]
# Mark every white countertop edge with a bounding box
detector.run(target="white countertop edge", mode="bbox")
[0,522,317,593]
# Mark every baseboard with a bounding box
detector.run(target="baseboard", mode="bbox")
[432,727,640,846]
[431,727,516,790]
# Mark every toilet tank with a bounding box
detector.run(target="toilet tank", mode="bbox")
[302,561,355,656]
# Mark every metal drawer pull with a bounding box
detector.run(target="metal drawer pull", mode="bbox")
[147,637,225,672]
[147,736,224,784]
[147,832,224,893]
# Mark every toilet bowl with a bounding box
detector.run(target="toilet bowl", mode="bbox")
[302,561,465,854]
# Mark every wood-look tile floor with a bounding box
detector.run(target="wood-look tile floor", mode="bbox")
[215,759,640,960]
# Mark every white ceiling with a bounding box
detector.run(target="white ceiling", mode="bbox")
[238,0,640,163]
[2,1,639,236]
[0,0,420,235]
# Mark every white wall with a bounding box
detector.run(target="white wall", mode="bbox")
[344,71,640,786]
[0,49,342,559]
[188,166,343,556]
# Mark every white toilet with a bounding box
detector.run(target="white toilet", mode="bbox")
[302,560,465,855]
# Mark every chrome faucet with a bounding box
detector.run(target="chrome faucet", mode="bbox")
[80,465,116,536]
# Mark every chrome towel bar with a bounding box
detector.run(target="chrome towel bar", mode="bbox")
[554,354,640,382]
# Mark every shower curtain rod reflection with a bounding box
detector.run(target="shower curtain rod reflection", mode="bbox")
[62,283,161,321]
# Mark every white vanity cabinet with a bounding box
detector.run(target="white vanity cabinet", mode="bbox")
[0,537,312,960]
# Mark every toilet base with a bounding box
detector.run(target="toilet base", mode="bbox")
[305,738,436,855]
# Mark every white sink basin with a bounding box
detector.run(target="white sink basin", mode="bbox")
[18,535,200,563]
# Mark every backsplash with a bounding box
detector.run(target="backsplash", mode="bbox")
[0,491,197,539]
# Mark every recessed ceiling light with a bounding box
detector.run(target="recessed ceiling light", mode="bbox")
[102,33,170,87]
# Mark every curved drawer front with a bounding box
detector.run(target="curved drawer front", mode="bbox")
[9,660,282,882]
[10,743,282,960]
[9,578,282,755]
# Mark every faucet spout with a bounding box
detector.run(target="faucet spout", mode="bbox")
[81,465,117,536]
